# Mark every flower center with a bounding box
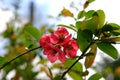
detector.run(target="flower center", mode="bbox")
[59,34,64,43]
[66,45,72,50]
[52,50,57,54]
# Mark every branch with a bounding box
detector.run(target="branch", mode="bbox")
[0,46,41,70]
[61,42,94,78]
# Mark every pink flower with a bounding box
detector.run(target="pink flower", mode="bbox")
[50,27,72,45]
[39,27,78,63]
[64,40,78,58]
[40,34,50,49]
[43,44,66,63]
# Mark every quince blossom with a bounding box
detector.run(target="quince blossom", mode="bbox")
[39,27,78,63]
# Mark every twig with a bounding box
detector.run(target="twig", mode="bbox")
[57,24,77,32]
[0,46,41,70]
[61,42,94,78]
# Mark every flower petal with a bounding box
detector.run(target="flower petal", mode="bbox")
[64,40,78,58]
[58,53,66,62]
[60,34,72,46]
[54,27,69,37]
[50,34,59,44]
[47,54,57,63]
[70,40,78,50]
[43,47,53,55]
[40,34,50,47]
[65,49,77,58]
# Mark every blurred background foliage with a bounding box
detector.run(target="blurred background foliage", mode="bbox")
[95,55,120,80]
[0,0,120,80]
[0,0,55,80]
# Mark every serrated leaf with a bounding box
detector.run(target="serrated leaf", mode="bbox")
[97,42,118,59]
[77,30,92,52]
[88,73,102,80]
[97,10,105,29]
[24,26,41,40]
[85,44,97,68]
[77,10,86,19]
[61,8,74,17]
[64,58,83,74]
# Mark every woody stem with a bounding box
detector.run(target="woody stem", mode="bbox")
[61,42,94,78]
[0,46,41,70]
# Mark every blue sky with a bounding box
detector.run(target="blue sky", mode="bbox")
[1,0,120,32]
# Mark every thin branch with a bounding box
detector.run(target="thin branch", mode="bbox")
[0,46,41,70]
[61,42,94,78]
[57,24,77,32]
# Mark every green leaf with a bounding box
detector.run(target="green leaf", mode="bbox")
[64,58,83,74]
[97,10,105,29]
[25,40,34,49]
[109,23,120,28]
[53,75,62,80]
[85,44,97,68]
[39,58,48,64]
[109,23,120,35]
[83,30,93,42]
[0,57,6,66]
[69,71,83,80]
[24,26,41,41]
[102,23,120,32]
[76,21,82,30]
[88,0,95,3]
[88,73,102,80]
[97,42,118,59]
[85,10,95,19]
[80,15,98,33]
[77,30,92,52]
[111,32,120,36]
[64,59,83,80]
[101,23,120,36]
[102,24,116,32]
[77,10,86,19]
